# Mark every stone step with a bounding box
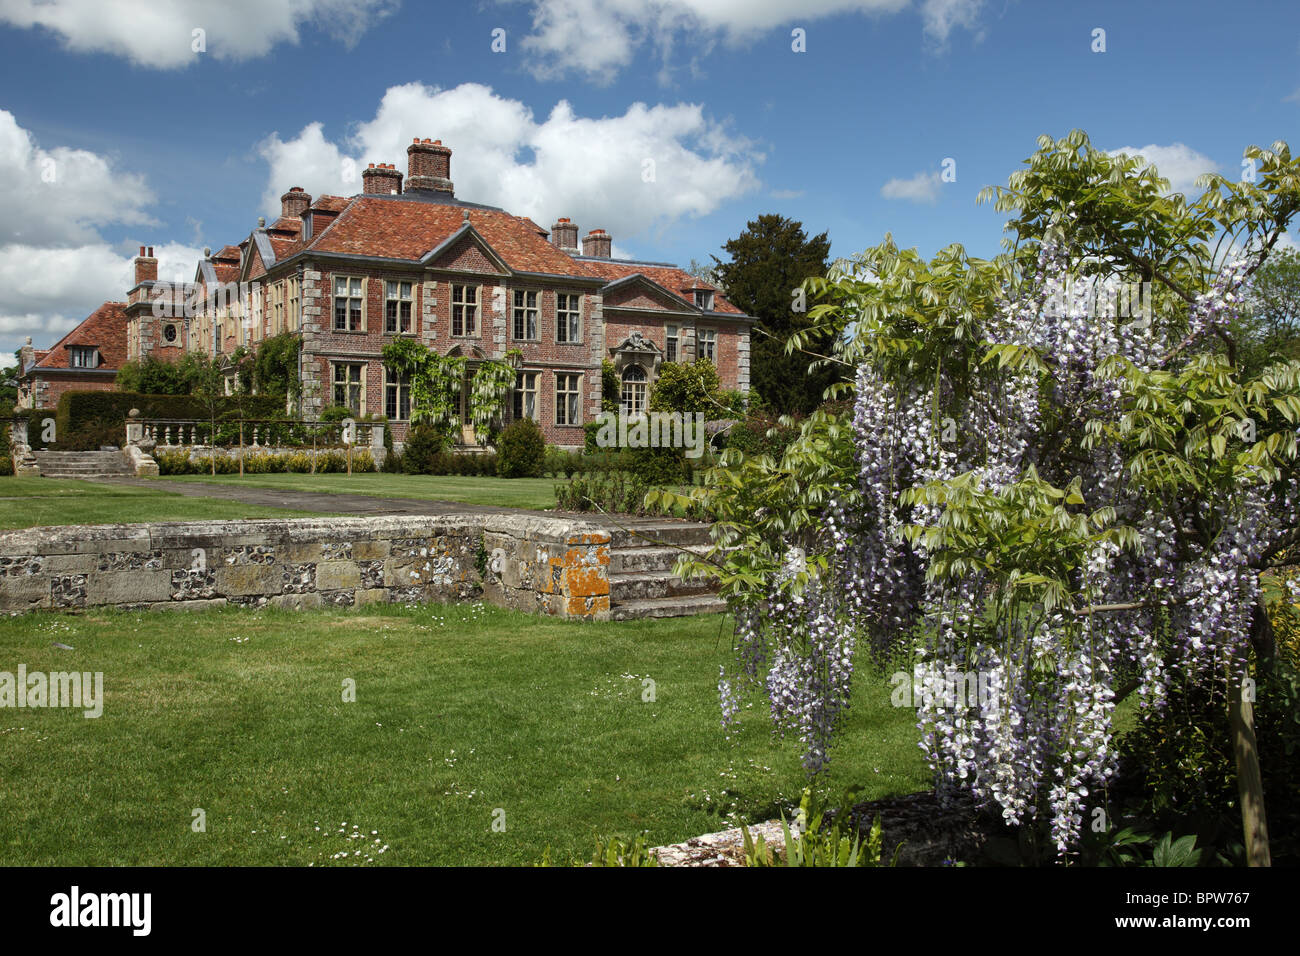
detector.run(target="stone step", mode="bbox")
[607,521,714,549]
[41,472,132,478]
[34,451,124,459]
[609,570,716,602]
[609,594,729,621]
[609,545,712,574]
[33,449,133,478]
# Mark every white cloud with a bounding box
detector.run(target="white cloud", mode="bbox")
[0,111,204,356]
[0,240,204,358]
[919,0,984,49]
[0,109,155,246]
[880,169,942,204]
[513,0,977,81]
[1106,143,1221,196]
[259,82,762,244]
[0,0,396,68]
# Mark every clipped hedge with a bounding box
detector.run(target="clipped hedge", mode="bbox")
[55,391,288,450]
[155,447,375,476]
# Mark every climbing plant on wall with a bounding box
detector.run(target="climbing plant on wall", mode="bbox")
[469,349,521,444]
[381,339,464,449]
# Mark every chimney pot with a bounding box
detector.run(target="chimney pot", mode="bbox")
[362,162,404,195]
[551,218,580,253]
[134,246,158,285]
[406,138,453,195]
[280,186,313,219]
[582,229,612,259]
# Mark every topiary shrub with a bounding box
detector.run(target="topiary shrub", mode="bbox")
[497,417,546,478]
[402,423,449,475]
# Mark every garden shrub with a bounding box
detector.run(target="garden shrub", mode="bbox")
[554,470,651,515]
[649,358,722,415]
[402,423,449,474]
[0,425,13,476]
[723,408,803,461]
[628,446,692,485]
[318,405,353,423]
[497,417,546,478]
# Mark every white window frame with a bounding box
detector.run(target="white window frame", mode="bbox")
[513,289,539,341]
[385,280,413,334]
[514,371,539,421]
[452,284,478,337]
[556,293,582,343]
[620,364,647,417]
[699,328,717,363]
[288,276,300,331]
[555,372,582,426]
[333,361,365,415]
[384,366,411,421]
[666,324,679,363]
[333,275,365,332]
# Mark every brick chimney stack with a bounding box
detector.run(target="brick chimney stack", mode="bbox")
[362,163,403,195]
[551,218,579,253]
[406,138,453,195]
[280,186,312,218]
[135,245,158,285]
[582,229,611,259]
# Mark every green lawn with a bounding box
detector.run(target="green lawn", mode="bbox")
[162,473,560,510]
[0,603,928,866]
[0,478,319,530]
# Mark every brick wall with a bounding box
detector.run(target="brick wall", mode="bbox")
[300,260,602,448]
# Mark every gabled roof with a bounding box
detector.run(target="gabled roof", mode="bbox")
[421,222,510,275]
[310,195,350,213]
[578,258,745,315]
[28,302,127,372]
[296,195,595,277]
[267,216,302,237]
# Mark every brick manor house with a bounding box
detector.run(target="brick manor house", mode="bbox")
[17,137,753,448]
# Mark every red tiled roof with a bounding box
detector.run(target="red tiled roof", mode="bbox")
[301,197,593,277]
[579,260,744,314]
[268,216,302,237]
[268,235,301,261]
[213,245,241,262]
[310,195,350,213]
[212,260,240,284]
[32,302,127,370]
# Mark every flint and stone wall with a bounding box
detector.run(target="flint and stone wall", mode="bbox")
[0,515,611,620]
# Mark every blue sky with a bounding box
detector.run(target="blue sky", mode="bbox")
[1,0,1298,358]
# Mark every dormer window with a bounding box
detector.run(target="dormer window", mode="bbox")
[694,290,714,311]
[70,346,97,368]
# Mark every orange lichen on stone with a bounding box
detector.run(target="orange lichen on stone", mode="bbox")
[566,593,611,616]
[567,532,611,546]
[566,564,608,598]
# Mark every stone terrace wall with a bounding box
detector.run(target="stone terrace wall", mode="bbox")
[0,515,611,620]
